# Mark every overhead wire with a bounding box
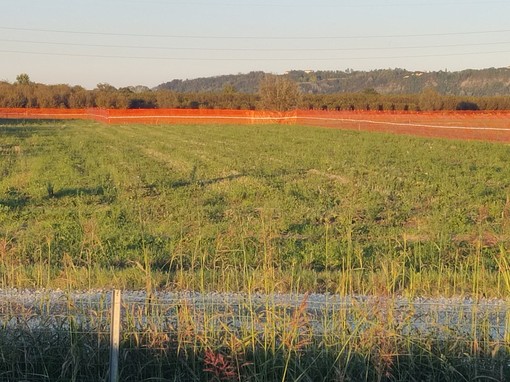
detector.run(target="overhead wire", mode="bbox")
[1,26,510,40]
[98,0,510,7]
[1,49,509,61]
[1,38,510,52]
[1,23,509,65]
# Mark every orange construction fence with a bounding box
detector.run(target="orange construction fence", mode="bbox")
[0,108,90,120]
[1,108,509,142]
[0,108,295,125]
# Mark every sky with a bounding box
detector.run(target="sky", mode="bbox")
[0,0,509,89]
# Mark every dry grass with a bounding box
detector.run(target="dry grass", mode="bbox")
[1,290,509,381]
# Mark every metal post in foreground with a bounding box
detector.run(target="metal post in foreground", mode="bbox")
[109,289,121,382]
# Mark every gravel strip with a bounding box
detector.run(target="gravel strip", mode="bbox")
[1,289,509,339]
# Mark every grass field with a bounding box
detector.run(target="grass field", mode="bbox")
[1,119,510,296]
[3,119,510,381]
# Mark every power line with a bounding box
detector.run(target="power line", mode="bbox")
[1,48,508,61]
[1,26,510,40]
[1,38,510,52]
[102,0,510,7]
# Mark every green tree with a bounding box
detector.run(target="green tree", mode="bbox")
[16,73,31,85]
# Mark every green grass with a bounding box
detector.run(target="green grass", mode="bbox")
[1,119,510,296]
[2,119,510,381]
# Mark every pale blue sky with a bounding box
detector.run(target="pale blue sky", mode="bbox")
[1,0,509,89]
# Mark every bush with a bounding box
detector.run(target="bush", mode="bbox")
[456,101,479,111]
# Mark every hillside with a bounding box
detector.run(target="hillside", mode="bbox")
[157,72,266,93]
[156,67,510,96]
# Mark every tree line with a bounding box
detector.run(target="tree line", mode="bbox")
[1,74,509,111]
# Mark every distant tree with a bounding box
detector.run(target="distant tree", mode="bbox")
[219,84,239,108]
[362,88,379,95]
[456,101,479,111]
[95,83,117,93]
[6,87,29,107]
[222,84,237,94]
[16,73,31,85]
[258,75,301,111]
[155,90,179,108]
[35,84,71,108]
[69,86,93,108]
[94,83,128,108]
[128,94,157,109]
[10,73,34,107]
[34,85,54,108]
[419,87,443,111]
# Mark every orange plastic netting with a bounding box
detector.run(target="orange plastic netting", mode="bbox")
[1,108,509,142]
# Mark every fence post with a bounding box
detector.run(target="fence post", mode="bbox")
[109,289,121,382]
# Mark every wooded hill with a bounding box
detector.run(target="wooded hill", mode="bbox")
[157,67,510,97]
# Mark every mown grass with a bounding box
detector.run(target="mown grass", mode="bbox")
[1,119,510,297]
